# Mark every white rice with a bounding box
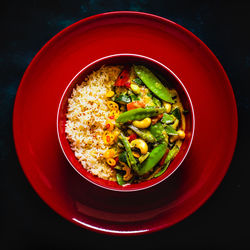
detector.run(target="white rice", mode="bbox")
[65,65,122,181]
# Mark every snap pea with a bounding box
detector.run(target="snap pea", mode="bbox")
[137,143,168,175]
[161,113,175,124]
[133,65,174,103]
[116,107,166,124]
[150,122,165,141]
[128,125,156,143]
[155,145,180,178]
[118,133,138,171]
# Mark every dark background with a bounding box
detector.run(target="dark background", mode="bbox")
[1,0,249,249]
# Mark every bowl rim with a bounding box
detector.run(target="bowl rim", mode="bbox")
[56,53,195,192]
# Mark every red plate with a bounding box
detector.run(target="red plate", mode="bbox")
[13,11,238,235]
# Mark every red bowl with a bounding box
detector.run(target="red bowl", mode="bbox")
[57,53,195,192]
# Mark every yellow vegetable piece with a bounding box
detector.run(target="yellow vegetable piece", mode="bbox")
[104,149,116,159]
[109,110,120,119]
[105,119,114,131]
[130,83,140,94]
[107,158,116,167]
[106,90,114,97]
[107,101,119,110]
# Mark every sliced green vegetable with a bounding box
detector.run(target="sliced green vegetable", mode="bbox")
[150,122,165,141]
[137,143,168,175]
[172,108,181,120]
[118,151,127,164]
[128,125,156,143]
[116,173,127,185]
[133,78,143,85]
[115,94,131,104]
[161,113,175,124]
[153,97,162,107]
[165,124,178,135]
[116,107,166,123]
[129,93,139,102]
[133,65,174,103]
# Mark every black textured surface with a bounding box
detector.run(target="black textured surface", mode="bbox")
[1,0,249,249]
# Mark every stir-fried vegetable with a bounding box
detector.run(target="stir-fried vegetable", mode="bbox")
[137,143,168,175]
[128,125,156,143]
[133,65,174,103]
[116,107,166,123]
[102,64,187,185]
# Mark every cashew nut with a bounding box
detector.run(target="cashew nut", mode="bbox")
[178,130,186,139]
[130,139,148,154]
[122,165,133,181]
[163,102,172,113]
[132,118,151,129]
[170,130,186,143]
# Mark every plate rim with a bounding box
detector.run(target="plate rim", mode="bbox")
[12,11,238,236]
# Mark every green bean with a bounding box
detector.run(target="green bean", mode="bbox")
[137,143,168,175]
[154,161,171,178]
[118,133,138,171]
[154,145,180,178]
[128,125,156,143]
[165,145,179,163]
[116,173,127,185]
[116,107,166,123]
[133,65,174,103]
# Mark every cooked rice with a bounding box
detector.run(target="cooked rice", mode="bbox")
[65,65,122,181]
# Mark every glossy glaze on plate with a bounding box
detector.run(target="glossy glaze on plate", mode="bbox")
[13,11,238,235]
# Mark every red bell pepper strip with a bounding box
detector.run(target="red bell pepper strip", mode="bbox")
[128,133,137,142]
[151,114,163,125]
[127,101,145,111]
[115,66,131,88]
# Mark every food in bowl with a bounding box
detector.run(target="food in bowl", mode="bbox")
[65,64,187,185]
